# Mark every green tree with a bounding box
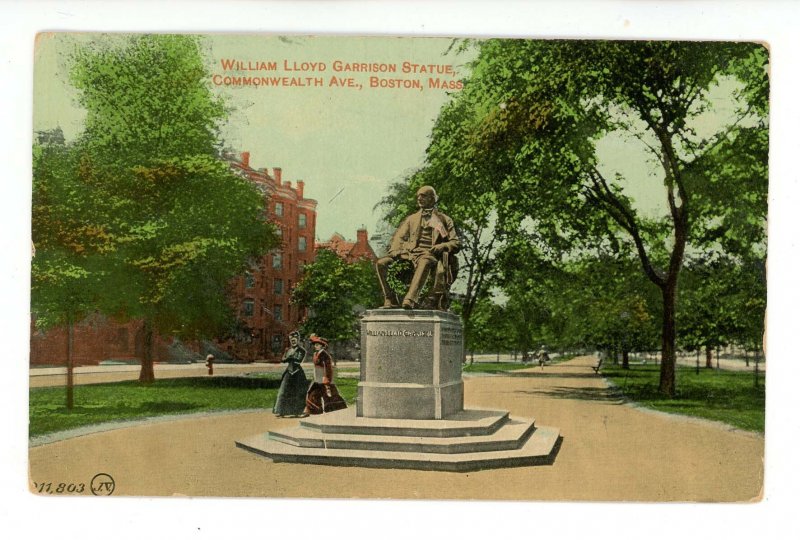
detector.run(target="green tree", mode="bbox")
[678,259,734,370]
[65,35,277,382]
[429,40,768,395]
[291,249,382,346]
[458,295,504,362]
[31,139,107,408]
[679,255,765,376]
[578,255,659,366]
[489,239,660,365]
[493,245,566,357]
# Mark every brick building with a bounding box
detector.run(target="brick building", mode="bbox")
[316,229,376,263]
[30,317,146,367]
[219,151,318,361]
[30,151,317,366]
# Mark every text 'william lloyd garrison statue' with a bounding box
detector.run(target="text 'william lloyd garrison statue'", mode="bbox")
[375,185,460,311]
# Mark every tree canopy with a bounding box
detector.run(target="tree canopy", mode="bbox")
[409,39,768,395]
[291,249,382,344]
[32,35,279,383]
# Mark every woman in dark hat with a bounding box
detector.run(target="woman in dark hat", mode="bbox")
[273,331,308,417]
[303,334,347,415]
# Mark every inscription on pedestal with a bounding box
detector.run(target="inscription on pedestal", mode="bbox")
[366,329,434,337]
[440,327,462,346]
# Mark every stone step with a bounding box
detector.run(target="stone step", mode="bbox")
[268,417,536,454]
[299,407,509,437]
[235,424,561,472]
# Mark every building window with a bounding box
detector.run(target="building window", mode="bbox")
[272,334,283,354]
[273,305,283,321]
[274,279,284,295]
[244,272,255,289]
[298,237,307,252]
[242,299,255,317]
[272,253,282,269]
[275,202,284,217]
[298,213,307,229]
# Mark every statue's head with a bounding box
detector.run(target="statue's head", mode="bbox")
[416,186,438,210]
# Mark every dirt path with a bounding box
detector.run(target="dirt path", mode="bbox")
[29,361,361,388]
[28,356,763,501]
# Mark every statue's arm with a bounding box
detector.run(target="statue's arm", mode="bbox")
[434,216,461,254]
[388,217,411,256]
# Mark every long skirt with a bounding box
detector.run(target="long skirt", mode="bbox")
[273,368,308,416]
[305,382,348,415]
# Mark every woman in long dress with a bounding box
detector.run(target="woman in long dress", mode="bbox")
[273,331,308,417]
[304,335,347,415]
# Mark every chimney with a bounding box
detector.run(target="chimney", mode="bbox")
[241,151,250,168]
[296,180,305,198]
[273,167,282,184]
[357,228,368,248]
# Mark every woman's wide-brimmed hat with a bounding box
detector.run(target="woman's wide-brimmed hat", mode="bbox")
[309,334,328,347]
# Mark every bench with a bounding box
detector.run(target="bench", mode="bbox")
[592,358,603,374]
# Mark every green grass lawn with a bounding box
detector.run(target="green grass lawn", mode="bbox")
[601,362,765,432]
[29,375,359,438]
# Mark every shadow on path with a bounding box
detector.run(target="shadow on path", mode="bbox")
[515,385,625,404]
[504,371,605,380]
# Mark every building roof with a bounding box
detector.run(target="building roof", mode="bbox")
[316,230,376,262]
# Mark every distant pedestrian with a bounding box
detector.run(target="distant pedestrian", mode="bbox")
[273,331,308,417]
[205,354,215,376]
[303,335,347,416]
[537,346,549,370]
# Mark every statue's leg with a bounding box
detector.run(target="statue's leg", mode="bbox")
[432,262,448,310]
[375,257,399,308]
[403,255,437,308]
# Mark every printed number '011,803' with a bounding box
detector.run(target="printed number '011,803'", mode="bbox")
[34,482,85,494]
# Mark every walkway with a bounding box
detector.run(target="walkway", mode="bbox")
[28,356,763,501]
[29,361,362,388]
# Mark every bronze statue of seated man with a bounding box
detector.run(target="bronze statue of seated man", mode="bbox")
[375,185,460,310]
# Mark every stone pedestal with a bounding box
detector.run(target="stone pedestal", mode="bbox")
[358,309,463,420]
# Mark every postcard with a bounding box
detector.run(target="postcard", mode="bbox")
[29,32,767,502]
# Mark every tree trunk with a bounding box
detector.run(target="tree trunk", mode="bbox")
[622,349,629,370]
[695,349,700,375]
[716,346,720,370]
[658,284,677,396]
[612,348,619,365]
[744,349,749,367]
[705,345,713,369]
[754,348,760,389]
[66,317,74,410]
[139,319,156,383]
